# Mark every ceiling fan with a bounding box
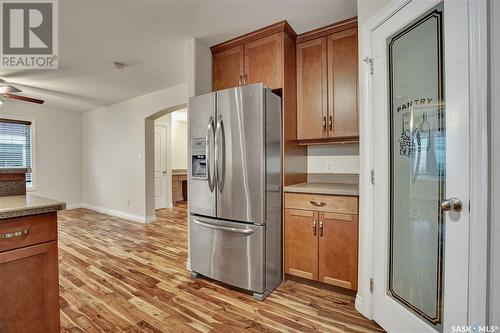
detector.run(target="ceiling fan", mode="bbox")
[0,85,45,105]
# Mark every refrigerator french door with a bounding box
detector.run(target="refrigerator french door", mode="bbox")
[188,83,282,300]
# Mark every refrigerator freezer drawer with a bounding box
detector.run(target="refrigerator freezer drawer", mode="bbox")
[189,215,265,293]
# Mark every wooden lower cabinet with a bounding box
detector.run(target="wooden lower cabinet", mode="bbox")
[318,212,358,290]
[284,209,318,280]
[0,241,60,333]
[0,212,60,333]
[284,193,358,291]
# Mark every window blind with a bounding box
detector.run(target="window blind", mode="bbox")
[0,118,32,186]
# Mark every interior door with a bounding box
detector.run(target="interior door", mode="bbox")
[296,37,328,140]
[213,46,244,91]
[371,1,470,332]
[154,125,167,210]
[244,32,282,89]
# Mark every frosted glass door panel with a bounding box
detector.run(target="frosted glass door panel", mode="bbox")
[388,3,444,327]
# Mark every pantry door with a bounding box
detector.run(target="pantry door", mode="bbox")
[371,1,469,332]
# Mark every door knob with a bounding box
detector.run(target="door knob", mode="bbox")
[440,197,463,212]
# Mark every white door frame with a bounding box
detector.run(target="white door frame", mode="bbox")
[357,0,488,325]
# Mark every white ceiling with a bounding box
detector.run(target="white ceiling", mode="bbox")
[0,0,357,112]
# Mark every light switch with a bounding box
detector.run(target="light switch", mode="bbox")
[138,154,142,162]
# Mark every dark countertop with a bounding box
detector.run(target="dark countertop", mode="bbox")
[283,182,359,196]
[0,195,66,220]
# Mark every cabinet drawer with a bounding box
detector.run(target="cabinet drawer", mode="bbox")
[285,193,357,214]
[0,213,57,253]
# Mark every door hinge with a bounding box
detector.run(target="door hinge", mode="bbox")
[370,169,375,185]
[363,57,374,74]
[370,278,374,293]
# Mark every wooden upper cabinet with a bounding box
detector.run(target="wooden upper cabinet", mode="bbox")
[328,28,359,139]
[318,212,358,290]
[244,32,282,89]
[296,38,327,140]
[284,209,318,281]
[212,45,244,91]
[296,18,359,143]
[211,22,295,91]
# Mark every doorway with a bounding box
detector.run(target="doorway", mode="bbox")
[153,109,188,211]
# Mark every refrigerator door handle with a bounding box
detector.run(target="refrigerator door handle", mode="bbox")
[193,219,254,235]
[206,116,215,192]
[215,116,226,192]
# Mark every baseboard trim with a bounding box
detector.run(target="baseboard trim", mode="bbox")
[82,204,152,224]
[355,293,363,312]
[65,203,84,210]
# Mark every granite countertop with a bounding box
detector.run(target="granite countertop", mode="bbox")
[0,168,30,174]
[0,195,66,220]
[284,182,359,196]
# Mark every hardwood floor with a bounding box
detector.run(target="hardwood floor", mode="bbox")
[58,202,383,333]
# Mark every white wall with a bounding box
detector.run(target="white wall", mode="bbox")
[308,144,360,174]
[171,119,187,170]
[358,0,391,26]
[0,102,82,206]
[82,84,187,221]
[489,0,500,325]
[187,38,212,98]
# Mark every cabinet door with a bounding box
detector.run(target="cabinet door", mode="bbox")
[296,37,328,140]
[244,32,282,89]
[284,209,318,280]
[0,241,60,333]
[318,212,358,290]
[327,28,359,138]
[213,45,244,91]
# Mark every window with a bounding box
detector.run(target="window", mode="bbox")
[0,118,34,188]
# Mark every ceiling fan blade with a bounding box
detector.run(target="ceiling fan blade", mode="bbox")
[3,93,45,104]
[0,85,22,94]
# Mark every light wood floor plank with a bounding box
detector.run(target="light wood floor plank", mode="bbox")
[58,202,384,333]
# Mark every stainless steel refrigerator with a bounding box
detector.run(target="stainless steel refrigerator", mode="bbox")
[188,83,282,300]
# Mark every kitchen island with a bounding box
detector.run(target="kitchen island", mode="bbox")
[0,194,65,333]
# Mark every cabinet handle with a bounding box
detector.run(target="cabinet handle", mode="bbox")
[319,220,324,237]
[313,220,317,236]
[243,74,248,85]
[329,115,333,131]
[0,228,30,239]
[238,75,242,86]
[322,116,327,131]
[310,200,326,207]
